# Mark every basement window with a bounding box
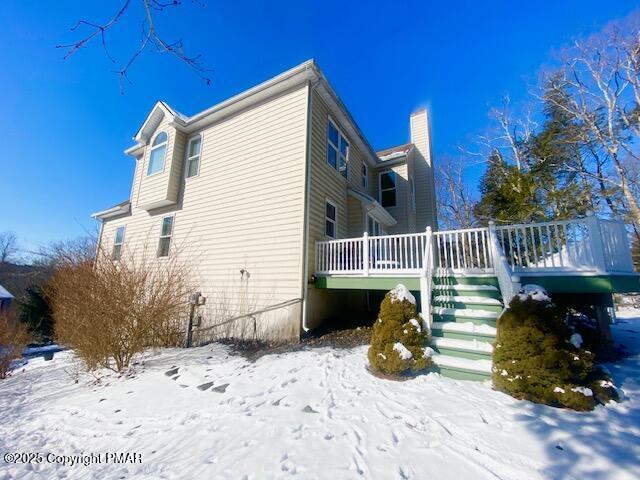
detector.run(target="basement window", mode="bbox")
[325,200,337,238]
[157,216,174,257]
[112,226,125,261]
[327,119,349,179]
[379,170,397,207]
[147,131,168,176]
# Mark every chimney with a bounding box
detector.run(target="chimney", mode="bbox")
[409,109,437,230]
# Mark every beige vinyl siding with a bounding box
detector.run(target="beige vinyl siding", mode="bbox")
[347,196,364,238]
[374,161,410,234]
[406,151,417,232]
[100,85,310,341]
[134,115,182,210]
[410,111,438,230]
[304,90,351,330]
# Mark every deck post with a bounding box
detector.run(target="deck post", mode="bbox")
[586,213,607,273]
[420,226,433,332]
[362,232,369,276]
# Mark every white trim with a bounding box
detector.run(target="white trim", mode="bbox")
[324,198,338,239]
[112,225,126,261]
[146,131,168,177]
[326,116,349,181]
[157,215,175,257]
[91,201,131,220]
[184,133,203,179]
[378,169,397,207]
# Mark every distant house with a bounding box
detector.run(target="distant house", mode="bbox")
[0,284,13,311]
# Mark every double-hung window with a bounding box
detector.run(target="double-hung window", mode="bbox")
[185,135,202,178]
[157,216,174,257]
[379,170,397,207]
[327,119,349,179]
[362,163,368,189]
[325,200,337,238]
[147,132,168,176]
[112,226,125,260]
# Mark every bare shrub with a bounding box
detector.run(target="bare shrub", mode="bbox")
[0,310,30,378]
[47,247,191,372]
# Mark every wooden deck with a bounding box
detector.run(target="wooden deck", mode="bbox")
[314,216,639,319]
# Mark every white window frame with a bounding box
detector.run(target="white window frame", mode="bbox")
[184,134,202,179]
[326,117,349,180]
[157,215,175,258]
[112,226,125,261]
[379,170,397,207]
[325,199,337,239]
[147,131,168,177]
[362,163,368,190]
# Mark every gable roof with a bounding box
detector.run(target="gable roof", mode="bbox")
[377,143,414,161]
[123,60,382,166]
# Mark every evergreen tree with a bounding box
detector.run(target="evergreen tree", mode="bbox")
[19,286,54,342]
[474,151,544,224]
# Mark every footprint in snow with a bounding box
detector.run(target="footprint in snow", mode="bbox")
[302,405,319,414]
[197,381,214,391]
[165,367,179,377]
[212,383,229,393]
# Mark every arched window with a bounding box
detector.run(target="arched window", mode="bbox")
[147,131,168,176]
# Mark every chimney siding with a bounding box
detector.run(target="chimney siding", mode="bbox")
[410,109,438,231]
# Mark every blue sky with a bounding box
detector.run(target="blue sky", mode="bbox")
[0,1,638,252]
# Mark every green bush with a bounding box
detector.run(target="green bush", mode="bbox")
[493,288,617,411]
[368,285,429,375]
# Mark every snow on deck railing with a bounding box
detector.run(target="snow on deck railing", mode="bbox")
[315,215,635,277]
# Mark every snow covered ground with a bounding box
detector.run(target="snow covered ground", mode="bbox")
[1,312,640,479]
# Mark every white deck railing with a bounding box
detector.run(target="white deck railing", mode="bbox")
[315,215,635,277]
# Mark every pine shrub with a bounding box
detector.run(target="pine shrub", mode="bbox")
[368,285,429,375]
[493,288,617,411]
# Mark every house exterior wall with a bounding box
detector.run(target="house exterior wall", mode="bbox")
[99,85,310,341]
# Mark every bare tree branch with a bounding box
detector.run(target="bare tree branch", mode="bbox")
[56,0,212,91]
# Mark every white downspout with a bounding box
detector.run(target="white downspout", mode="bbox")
[300,79,320,333]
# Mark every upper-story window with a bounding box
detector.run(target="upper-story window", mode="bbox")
[185,135,202,178]
[379,170,397,207]
[157,216,174,257]
[112,226,125,261]
[147,131,168,176]
[327,119,348,179]
[362,164,368,189]
[325,200,337,238]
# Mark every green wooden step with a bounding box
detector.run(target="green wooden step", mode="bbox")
[432,283,501,299]
[429,354,492,381]
[430,338,493,361]
[431,321,497,342]
[432,296,503,313]
[432,275,499,288]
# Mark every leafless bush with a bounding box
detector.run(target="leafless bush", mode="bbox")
[0,310,30,378]
[47,246,191,372]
